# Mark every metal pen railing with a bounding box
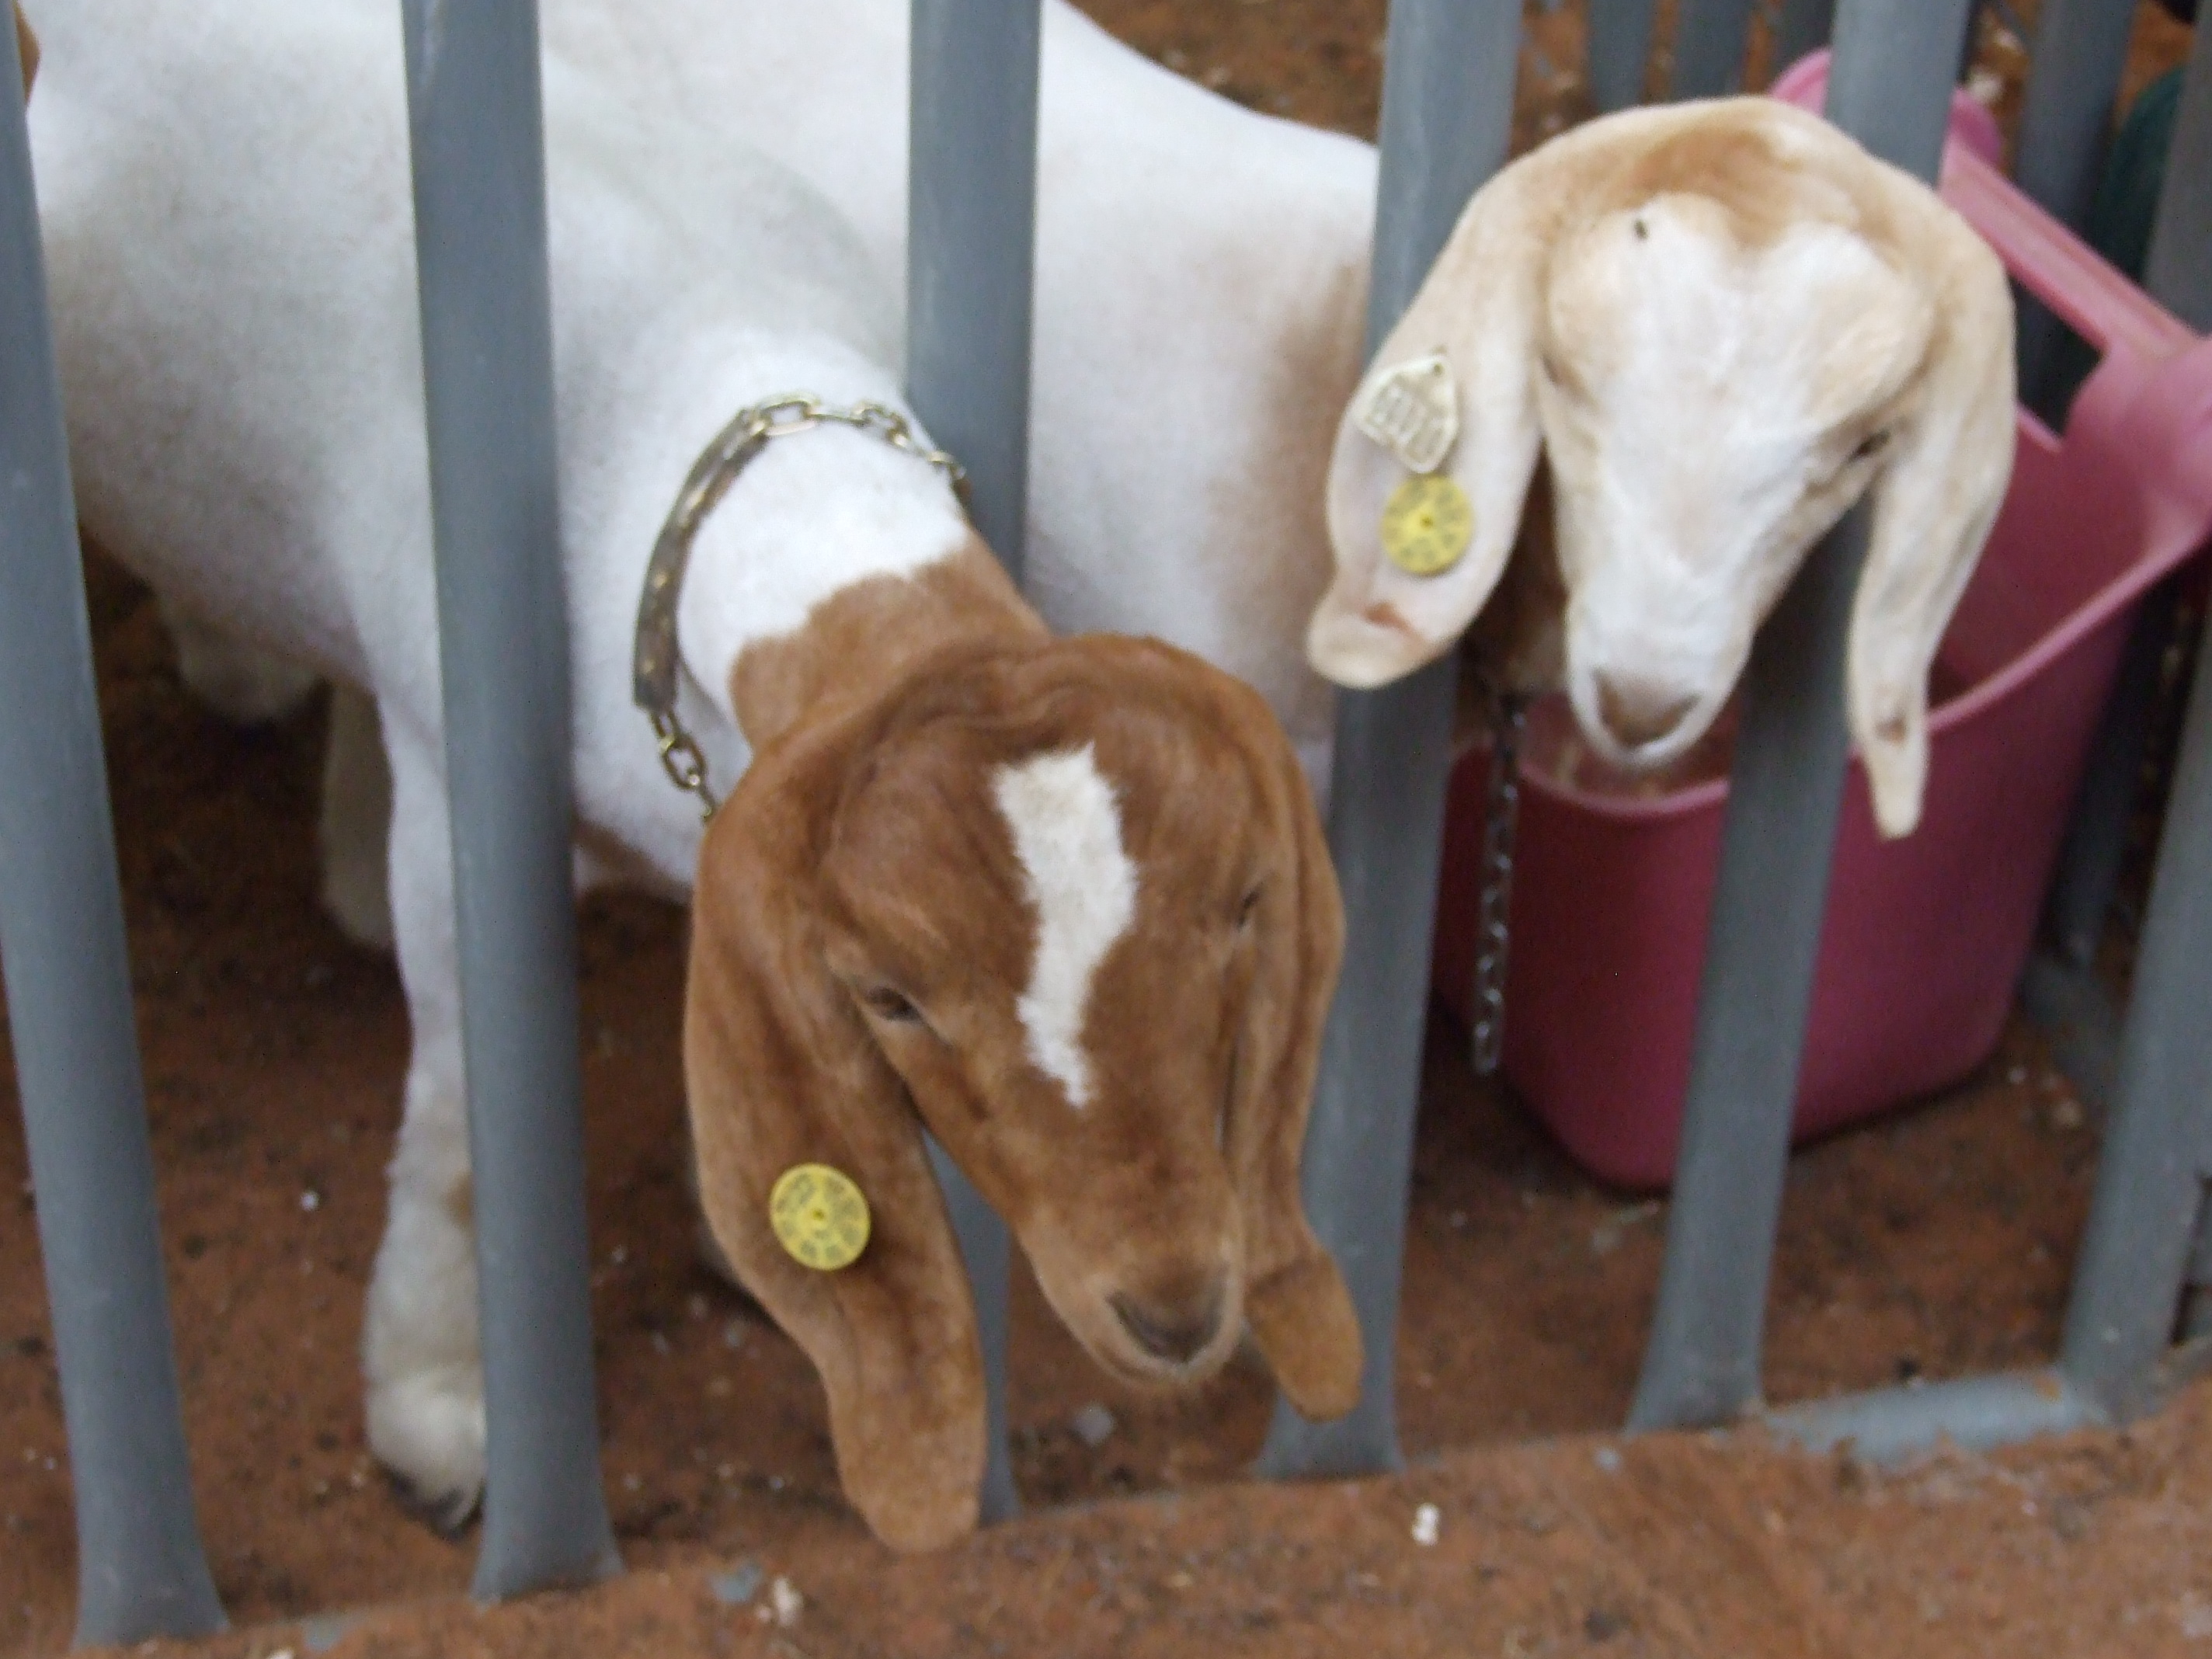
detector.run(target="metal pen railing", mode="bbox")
[1633,0,1987,1436]
[2,0,2207,1647]
[0,9,221,1647]
[905,0,1043,1529]
[1256,0,1527,1483]
[397,0,620,1600]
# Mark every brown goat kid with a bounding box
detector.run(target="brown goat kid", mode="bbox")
[686,539,1360,1549]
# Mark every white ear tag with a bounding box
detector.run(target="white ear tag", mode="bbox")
[1353,353,1459,475]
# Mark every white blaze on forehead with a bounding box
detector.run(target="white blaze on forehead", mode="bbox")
[991,745,1138,1110]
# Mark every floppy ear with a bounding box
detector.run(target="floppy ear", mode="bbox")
[13,5,35,95]
[1221,688,1362,1421]
[683,760,984,1552]
[1307,153,1554,689]
[1846,220,2015,838]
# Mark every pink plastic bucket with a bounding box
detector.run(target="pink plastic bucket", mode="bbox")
[1431,63,2212,1188]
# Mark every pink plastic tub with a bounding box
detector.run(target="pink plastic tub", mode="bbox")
[1431,64,2212,1189]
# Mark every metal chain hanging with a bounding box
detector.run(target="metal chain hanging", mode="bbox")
[1469,685,1531,1076]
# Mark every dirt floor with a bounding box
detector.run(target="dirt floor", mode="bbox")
[2,2,2207,1656]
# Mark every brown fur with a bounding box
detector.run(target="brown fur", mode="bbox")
[14,6,35,95]
[1604,119,1818,250]
[687,544,1358,1551]
[1531,103,1911,267]
[730,537,1043,746]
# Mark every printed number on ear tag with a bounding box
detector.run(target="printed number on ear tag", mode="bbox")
[1353,353,1459,474]
[1381,475,1474,577]
[770,1163,871,1271]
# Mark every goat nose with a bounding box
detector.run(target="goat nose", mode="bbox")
[1594,672,1699,750]
[1110,1281,1227,1365]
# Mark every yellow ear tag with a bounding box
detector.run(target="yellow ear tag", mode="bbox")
[770,1163,871,1271]
[1380,474,1474,576]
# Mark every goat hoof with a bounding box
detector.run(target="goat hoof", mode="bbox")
[366,1363,488,1536]
[385,1467,482,1538]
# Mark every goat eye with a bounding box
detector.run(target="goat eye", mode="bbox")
[1852,430,1890,463]
[859,985,921,1024]
[1235,886,1262,931]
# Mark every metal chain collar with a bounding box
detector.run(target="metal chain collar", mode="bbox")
[631,395,966,821]
[1470,682,1531,1077]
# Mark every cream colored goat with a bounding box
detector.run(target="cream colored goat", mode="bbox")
[1309,98,2017,837]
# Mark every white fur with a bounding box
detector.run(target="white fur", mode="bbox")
[1310,99,2015,836]
[29,0,968,1519]
[318,684,395,948]
[30,0,1377,1518]
[536,0,1376,802]
[1546,212,1922,769]
[992,746,1138,1110]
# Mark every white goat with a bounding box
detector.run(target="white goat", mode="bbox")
[30,0,1365,1549]
[1308,99,2017,837]
[537,0,1379,791]
[160,0,1385,813]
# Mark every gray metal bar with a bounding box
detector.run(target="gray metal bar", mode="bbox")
[925,1139,1016,1522]
[2032,17,2212,1078]
[2143,12,2212,336]
[1989,20,2212,1421]
[2015,0,2142,232]
[1626,508,1869,1428]
[2039,586,2177,967]
[1253,0,1522,1483]
[1628,0,1977,1434]
[1765,1371,2099,1463]
[1668,0,1757,99]
[1772,0,1838,72]
[2017,946,2124,1115]
[2012,0,2144,401]
[1587,0,1662,112]
[1821,0,1980,179]
[907,0,1039,587]
[0,17,226,1647]
[398,0,620,1599]
[905,0,1041,1526]
[2061,249,2212,1414]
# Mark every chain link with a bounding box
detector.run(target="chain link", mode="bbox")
[1469,687,1530,1077]
[635,394,967,822]
[650,709,715,823]
[746,395,966,486]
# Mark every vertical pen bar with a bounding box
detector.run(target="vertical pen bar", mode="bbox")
[1668,0,1757,99]
[906,0,1041,1525]
[908,0,1039,588]
[2061,19,2212,1416]
[1587,0,1661,112]
[1628,0,1975,1432]
[2061,596,2212,1411]
[924,1136,1017,1521]
[1772,0,1838,73]
[398,0,619,1598]
[2141,12,2212,336]
[2040,17,2212,973]
[1254,0,1522,1482]
[2013,0,2142,233]
[2040,586,2175,965]
[0,19,225,1647]
[2012,0,2143,401]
